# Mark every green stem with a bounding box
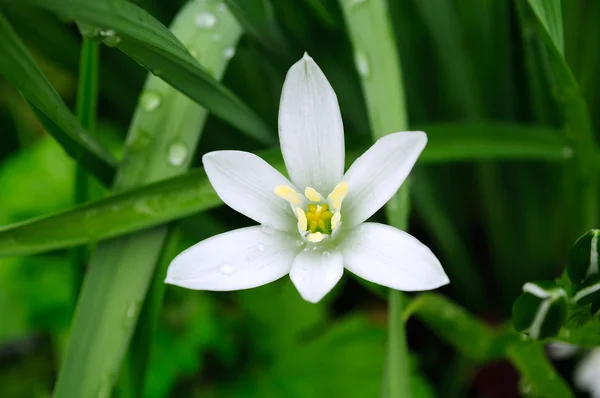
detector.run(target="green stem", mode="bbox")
[386,289,411,398]
[338,0,413,395]
[71,38,98,294]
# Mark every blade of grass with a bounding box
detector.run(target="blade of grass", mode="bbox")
[524,0,599,234]
[0,122,570,259]
[52,2,242,397]
[338,0,412,396]
[70,38,99,301]
[507,343,574,398]
[0,12,116,185]
[10,0,275,145]
[224,0,293,61]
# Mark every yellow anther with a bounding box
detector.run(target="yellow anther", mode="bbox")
[328,181,348,210]
[331,212,341,231]
[296,207,307,233]
[304,186,323,202]
[306,232,325,243]
[274,185,300,205]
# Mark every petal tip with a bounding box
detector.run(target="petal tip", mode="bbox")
[302,51,313,61]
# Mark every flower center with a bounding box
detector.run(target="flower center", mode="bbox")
[275,182,348,243]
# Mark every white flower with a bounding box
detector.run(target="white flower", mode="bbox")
[575,349,600,398]
[165,53,449,303]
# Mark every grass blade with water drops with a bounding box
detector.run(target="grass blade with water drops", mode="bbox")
[0,122,569,259]
[339,0,412,396]
[0,12,116,185]
[8,0,275,145]
[52,2,242,397]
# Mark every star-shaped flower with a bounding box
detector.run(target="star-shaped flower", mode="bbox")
[166,53,449,303]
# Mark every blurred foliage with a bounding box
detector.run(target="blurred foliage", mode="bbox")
[0,0,599,396]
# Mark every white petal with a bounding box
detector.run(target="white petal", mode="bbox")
[165,226,301,291]
[341,131,426,228]
[575,349,600,398]
[289,249,344,303]
[278,53,344,193]
[203,150,296,232]
[339,223,448,291]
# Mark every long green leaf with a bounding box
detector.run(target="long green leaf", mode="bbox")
[523,0,599,234]
[8,0,275,145]
[224,0,292,61]
[0,123,571,259]
[0,12,116,185]
[507,343,575,398]
[528,0,564,55]
[338,0,412,396]
[404,293,497,363]
[52,2,242,397]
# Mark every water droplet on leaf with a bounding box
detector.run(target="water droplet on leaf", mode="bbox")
[168,142,189,166]
[140,90,162,112]
[354,51,370,78]
[195,12,216,28]
[101,29,121,47]
[223,47,235,60]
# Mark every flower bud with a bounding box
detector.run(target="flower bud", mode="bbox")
[567,230,600,284]
[512,280,568,340]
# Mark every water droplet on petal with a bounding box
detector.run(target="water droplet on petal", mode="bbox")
[195,12,216,28]
[296,240,304,247]
[257,242,265,251]
[322,251,330,258]
[261,225,274,235]
[140,90,162,112]
[220,263,234,275]
[223,47,235,60]
[354,51,370,78]
[168,142,189,166]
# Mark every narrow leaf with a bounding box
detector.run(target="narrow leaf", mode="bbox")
[52,2,243,397]
[11,0,275,145]
[0,12,116,185]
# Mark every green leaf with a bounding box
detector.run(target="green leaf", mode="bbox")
[12,0,275,145]
[52,2,243,397]
[507,343,575,398]
[421,123,570,163]
[0,12,116,185]
[0,122,571,259]
[224,0,293,61]
[528,0,564,55]
[521,0,598,234]
[404,293,497,362]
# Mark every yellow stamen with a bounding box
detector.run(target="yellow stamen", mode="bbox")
[328,181,348,210]
[274,185,300,205]
[296,207,307,233]
[304,186,323,202]
[331,212,341,231]
[306,232,325,243]
[306,203,333,233]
